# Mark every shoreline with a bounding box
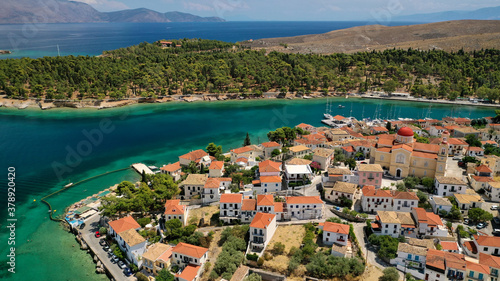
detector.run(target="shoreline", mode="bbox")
[1,92,499,111]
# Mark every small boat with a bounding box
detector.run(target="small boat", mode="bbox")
[338,105,345,108]
[64,183,73,188]
[324,113,333,119]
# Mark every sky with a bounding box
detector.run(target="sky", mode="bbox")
[74,0,500,21]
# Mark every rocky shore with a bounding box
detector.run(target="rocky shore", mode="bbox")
[0,50,11,55]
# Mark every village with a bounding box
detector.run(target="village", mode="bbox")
[64,113,500,281]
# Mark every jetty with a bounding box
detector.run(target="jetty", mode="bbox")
[131,163,154,175]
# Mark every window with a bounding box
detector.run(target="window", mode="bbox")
[380,155,384,161]
[415,256,419,261]
[396,153,405,164]
[408,254,412,259]
[484,247,488,251]
[469,272,474,278]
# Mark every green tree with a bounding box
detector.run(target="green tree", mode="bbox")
[465,134,482,147]
[379,267,399,281]
[244,273,262,281]
[386,121,392,132]
[271,149,281,157]
[117,181,135,195]
[206,143,222,157]
[468,208,493,222]
[344,158,356,170]
[382,79,398,94]
[243,132,251,146]
[156,269,175,281]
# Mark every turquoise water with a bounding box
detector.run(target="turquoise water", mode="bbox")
[0,97,494,280]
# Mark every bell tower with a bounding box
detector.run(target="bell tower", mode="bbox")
[436,131,450,177]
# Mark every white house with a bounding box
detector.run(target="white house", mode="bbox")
[391,242,427,280]
[108,216,146,266]
[467,146,485,157]
[164,200,188,226]
[208,161,224,178]
[312,148,335,170]
[429,196,453,215]
[472,235,500,257]
[392,191,419,212]
[361,185,393,213]
[179,149,209,166]
[202,178,222,204]
[219,194,243,223]
[249,212,277,254]
[180,174,208,199]
[285,196,324,220]
[321,222,349,246]
[411,208,448,237]
[252,176,282,194]
[434,176,467,197]
[486,181,500,203]
[371,211,416,238]
[454,192,484,216]
[258,160,282,177]
[324,181,358,205]
[171,242,208,281]
[284,164,313,186]
[160,162,182,181]
[260,141,282,159]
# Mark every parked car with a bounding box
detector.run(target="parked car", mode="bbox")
[477,222,486,229]
[124,267,133,277]
[99,239,107,246]
[118,260,127,269]
[494,217,500,224]
[491,205,499,210]
[95,231,100,238]
[453,156,462,160]
[464,218,470,225]
[103,245,109,251]
[494,229,500,236]
[112,255,120,263]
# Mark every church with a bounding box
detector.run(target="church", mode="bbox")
[373,127,448,179]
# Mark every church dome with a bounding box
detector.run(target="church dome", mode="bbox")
[397,127,414,137]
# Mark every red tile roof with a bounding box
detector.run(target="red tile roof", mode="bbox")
[440,241,458,251]
[220,193,242,203]
[393,144,413,152]
[231,146,254,154]
[176,264,200,281]
[342,146,355,153]
[209,161,224,170]
[474,235,500,247]
[392,191,418,200]
[464,241,478,254]
[165,200,186,215]
[479,252,500,268]
[274,202,284,213]
[466,261,489,275]
[204,178,221,189]
[260,176,282,183]
[372,126,389,132]
[412,151,438,159]
[179,149,208,161]
[377,147,392,153]
[413,142,440,153]
[426,249,445,270]
[172,242,208,259]
[471,175,493,182]
[362,186,392,197]
[333,115,345,121]
[108,216,140,233]
[259,160,281,173]
[476,165,493,173]
[242,199,256,211]
[261,141,281,148]
[250,212,276,229]
[236,157,248,163]
[257,194,274,206]
[468,147,484,152]
[161,162,181,172]
[413,207,443,226]
[285,196,323,204]
[323,222,350,235]
[296,123,313,129]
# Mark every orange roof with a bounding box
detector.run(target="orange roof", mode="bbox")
[242,199,256,211]
[158,246,173,263]
[393,144,413,152]
[426,249,445,270]
[204,178,221,189]
[274,202,284,213]
[261,141,281,148]
[342,146,355,152]
[220,193,242,203]
[479,252,500,268]
[377,138,394,147]
[209,161,224,170]
[176,264,200,281]
[466,261,489,275]
[413,142,440,153]
[161,162,181,172]
[323,222,349,235]
[236,157,248,163]
[468,147,484,152]
[260,176,282,183]
[179,149,208,161]
[285,196,323,204]
[464,240,477,254]
[296,123,313,129]
[250,212,276,229]
[412,151,438,159]
[259,160,281,173]
[377,147,392,153]
[172,242,208,259]
[372,126,389,132]
[474,235,500,247]
[257,194,274,206]
[413,207,443,226]
[231,146,254,154]
[108,216,140,233]
[471,175,492,182]
[362,186,392,197]
[392,191,418,200]
[165,200,186,215]
[333,115,345,121]
[476,165,493,173]
[440,241,459,251]
[482,140,497,145]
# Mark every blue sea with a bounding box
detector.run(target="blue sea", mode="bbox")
[0,21,421,59]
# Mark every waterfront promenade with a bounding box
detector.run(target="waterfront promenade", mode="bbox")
[81,214,136,281]
[361,94,500,108]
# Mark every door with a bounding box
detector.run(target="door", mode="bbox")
[396,169,402,178]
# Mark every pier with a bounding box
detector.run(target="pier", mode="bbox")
[361,95,500,108]
[131,163,154,175]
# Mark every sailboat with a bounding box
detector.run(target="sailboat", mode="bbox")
[324,98,333,119]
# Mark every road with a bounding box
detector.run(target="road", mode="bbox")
[81,214,136,281]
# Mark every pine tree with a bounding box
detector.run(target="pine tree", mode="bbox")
[243,132,251,146]
[141,170,147,183]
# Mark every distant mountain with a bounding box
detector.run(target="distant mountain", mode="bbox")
[394,6,500,22]
[0,0,225,24]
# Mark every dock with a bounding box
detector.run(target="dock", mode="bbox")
[131,163,154,175]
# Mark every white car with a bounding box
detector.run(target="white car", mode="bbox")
[491,205,499,210]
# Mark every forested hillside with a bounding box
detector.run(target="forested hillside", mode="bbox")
[1,39,500,102]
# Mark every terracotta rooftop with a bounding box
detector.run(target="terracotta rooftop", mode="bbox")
[479,252,500,268]
[259,176,282,183]
[179,149,208,161]
[289,145,311,153]
[376,211,415,226]
[160,162,181,172]
[259,160,281,173]
[176,264,200,281]
[142,243,172,262]
[411,151,438,160]
[250,212,276,229]
[476,165,493,173]
[440,241,459,251]
[108,216,140,233]
[323,222,350,235]
[362,186,392,197]
[466,261,490,275]
[220,193,242,204]
[392,191,418,200]
[261,141,281,148]
[209,161,224,170]
[241,199,256,211]
[274,202,284,213]
[474,235,500,247]
[231,146,254,155]
[285,196,323,205]
[313,148,335,158]
[165,200,186,215]
[172,242,208,259]
[257,194,274,206]
[204,178,221,189]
